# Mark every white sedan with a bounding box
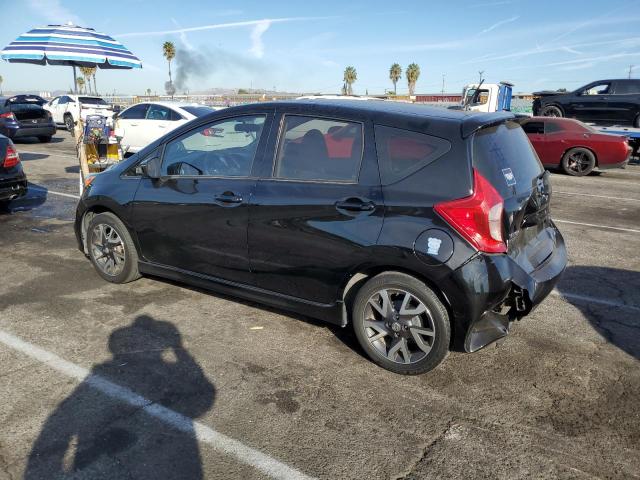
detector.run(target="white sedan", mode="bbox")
[115,102,221,154]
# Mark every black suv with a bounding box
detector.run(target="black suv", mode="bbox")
[533,79,640,126]
[75,100,566,374]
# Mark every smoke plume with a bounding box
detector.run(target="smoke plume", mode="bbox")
[173,47,266,91]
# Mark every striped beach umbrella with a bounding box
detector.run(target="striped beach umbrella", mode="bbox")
[1,23,141,91]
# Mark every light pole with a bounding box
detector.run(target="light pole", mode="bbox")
[441,74,445,96]
[478,70,484,83]
[629,65,634,79]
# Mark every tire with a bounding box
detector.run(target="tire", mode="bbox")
[352,272,450,375]
[561,147,596,176]
[540,105,563,117]
[86,212,141,284]
[64,114,75,136]
[38,136,52,143]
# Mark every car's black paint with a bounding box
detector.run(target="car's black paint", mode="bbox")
[533,79,640,126]
[0,135,27,202]
[75,100,566,352]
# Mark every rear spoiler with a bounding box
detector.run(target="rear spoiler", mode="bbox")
[461,111,515,138]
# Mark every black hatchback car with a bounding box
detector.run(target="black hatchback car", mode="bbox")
[75,100,566,374]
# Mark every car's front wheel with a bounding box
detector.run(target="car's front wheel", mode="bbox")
[562,147,596,176]
[541,105,563,117]
[86,212,141,283]
[352,272,450,375]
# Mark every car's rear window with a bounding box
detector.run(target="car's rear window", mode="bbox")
[79,97,108,105]
[182,106,215,117]
[374,125,451,185]
[473,121,543,198]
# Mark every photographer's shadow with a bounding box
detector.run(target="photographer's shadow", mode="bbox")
[24,315,215,479]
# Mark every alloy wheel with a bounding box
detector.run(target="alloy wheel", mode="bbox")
[567,151,590,174]
[363,288,436,364]
[90,223,126,277]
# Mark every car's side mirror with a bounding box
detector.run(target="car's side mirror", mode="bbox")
[113,105,122,113]
[144,156,162,179]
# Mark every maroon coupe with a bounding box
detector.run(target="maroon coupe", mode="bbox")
[520,117,632,176]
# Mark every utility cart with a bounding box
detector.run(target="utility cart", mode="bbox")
[75,114,124,194]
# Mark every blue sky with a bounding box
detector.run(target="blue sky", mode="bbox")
[2,0,640,95]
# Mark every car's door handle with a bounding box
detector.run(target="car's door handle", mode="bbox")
[130,123,138,126]
[335,198,376,212]
[214,192,243,204]
[158,124,167,128]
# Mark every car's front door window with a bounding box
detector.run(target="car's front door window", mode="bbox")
[583,83,611,95]
[162,115,266,177]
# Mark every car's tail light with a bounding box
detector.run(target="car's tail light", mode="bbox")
[3,144,20,168]
[0,112,16,121]
[435,169,506,253]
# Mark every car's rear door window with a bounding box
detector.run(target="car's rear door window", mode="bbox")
[374,125,451,185]
[274,115,363,182]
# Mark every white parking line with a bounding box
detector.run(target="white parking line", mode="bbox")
[554,219,640,234]
[552,290,640,312]
[0,329,315,480]
[29,186,80,200]
[555,191,640,202]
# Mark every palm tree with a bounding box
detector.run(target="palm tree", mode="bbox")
[343,66,357,95]
[406,63,421,97]
[79,67,94,94]
[163,41,176,85]
[89,67,98,95]
[76,77,85,94]
[146,88,152,96]
[389,63,402,95]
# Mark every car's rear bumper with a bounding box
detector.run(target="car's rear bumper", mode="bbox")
[3,123,57,139]
[448,224,567,352]
[0,174,28,201]
[599,155,630,170]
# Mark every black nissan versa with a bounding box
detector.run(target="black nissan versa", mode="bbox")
[75,100,566,374]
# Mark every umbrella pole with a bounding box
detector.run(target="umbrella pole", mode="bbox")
[72,65,78,93]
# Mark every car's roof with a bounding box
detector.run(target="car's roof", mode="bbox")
[126,101,213,110]
[226,99,515,138]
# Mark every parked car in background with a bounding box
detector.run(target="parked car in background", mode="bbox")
[0,135,27,207]
[44,95,114,133]
[0,95,56,143]
[75,100,566,374]
[114,102,220,154]
[533,79,640,126]
[520,117,632,176]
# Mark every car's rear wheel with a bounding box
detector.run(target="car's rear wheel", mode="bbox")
[86,212,140,283]
[64,114,75,136]
[541,105,563,117]
[352,272,450,375]
[562,147,596,176]
[38,136,52,143]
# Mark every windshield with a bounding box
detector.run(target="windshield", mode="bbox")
[79,97,108,105]
[473,121,543,198]
[182,106,215,117]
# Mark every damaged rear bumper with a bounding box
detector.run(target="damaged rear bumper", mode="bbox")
[450,225,567,353]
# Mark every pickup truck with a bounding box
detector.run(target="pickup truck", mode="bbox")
[533,79,640,127]
[44,95,114,135]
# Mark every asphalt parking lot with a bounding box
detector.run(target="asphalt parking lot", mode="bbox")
[0,132,638,480]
